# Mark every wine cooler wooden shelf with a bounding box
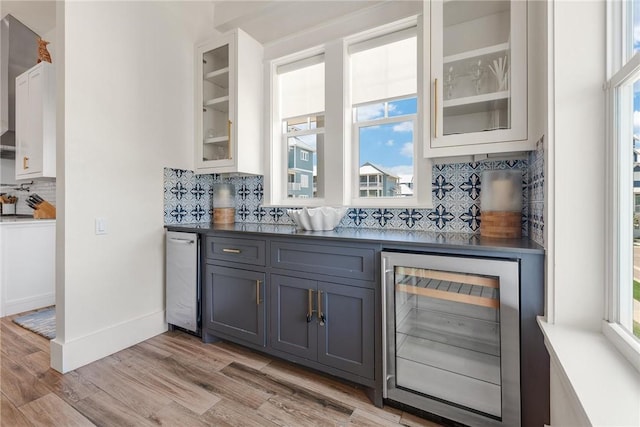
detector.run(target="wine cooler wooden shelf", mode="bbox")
[395,266,499,309]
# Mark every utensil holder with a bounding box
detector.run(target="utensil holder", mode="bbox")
[33,201,56,219]
[1,203,16,215]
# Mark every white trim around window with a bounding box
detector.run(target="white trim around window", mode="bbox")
[605,0,640,371]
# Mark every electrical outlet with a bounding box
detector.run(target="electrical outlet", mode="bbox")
[95,217,107,235]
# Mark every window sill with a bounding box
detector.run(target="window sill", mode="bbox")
[538,318,640,427]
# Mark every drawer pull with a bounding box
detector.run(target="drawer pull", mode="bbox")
[255,280,262,305]
[222,248,241,254]
[318,290,325,326]
[306,289,314,323]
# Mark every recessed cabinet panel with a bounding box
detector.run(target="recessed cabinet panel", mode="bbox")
[317,281,375,379]
[205,264,266,346]
[270,274,317,360]
[426,0,530,158]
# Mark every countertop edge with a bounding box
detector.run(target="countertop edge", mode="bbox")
[165,223,545,255]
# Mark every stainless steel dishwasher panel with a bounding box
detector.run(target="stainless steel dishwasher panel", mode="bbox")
[166,231,199,333]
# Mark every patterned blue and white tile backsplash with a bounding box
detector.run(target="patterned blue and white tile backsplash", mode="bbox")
[165,138,545,246]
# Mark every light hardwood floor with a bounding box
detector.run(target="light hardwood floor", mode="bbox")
[0,312,444,426]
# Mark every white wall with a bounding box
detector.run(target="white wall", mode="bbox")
[51,1,215,372]
[548,0,605,329]
[546,1,607,425]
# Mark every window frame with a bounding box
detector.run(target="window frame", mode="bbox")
[605,0,640,372]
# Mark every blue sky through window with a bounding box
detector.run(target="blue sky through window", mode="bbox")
[357,97,417,178]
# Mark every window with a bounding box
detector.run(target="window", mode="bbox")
[265,16,431,208]
[606,0,640,368]
[349,29,418,203]
[277,55,325,202]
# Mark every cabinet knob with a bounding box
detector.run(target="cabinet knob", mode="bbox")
[23,156,29,170]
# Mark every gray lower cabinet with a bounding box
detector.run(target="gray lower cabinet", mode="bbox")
[204,263,266,346]
[270,274,375,379]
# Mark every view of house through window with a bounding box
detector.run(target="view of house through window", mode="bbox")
[278,56,324,200]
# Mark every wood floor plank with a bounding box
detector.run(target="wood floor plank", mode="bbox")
[220,361,298,397]
[0,392,32,427]
[257,393,352,427]
[144,334,232,371]
[39,369,101,404]
[202,398,279,427]
[20,350,52,377]
[149,401,213,427]
[18,392,95,427]
[124,355,270,410]
[210,340,272,370]
[349,408,407,427]
[261,359,404,424]
[76,359,172,418]
[0,323,42,361]
[71,390,158,427]
[112,357,221,415]
[0,354,52,407]
[399,412,445,427]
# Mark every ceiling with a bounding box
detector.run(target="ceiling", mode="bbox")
[213,0,386,45]
[1,1,56,36]
[0,1,391,45]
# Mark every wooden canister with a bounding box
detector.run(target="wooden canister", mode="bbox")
[213,207,235,225]
[480,211,522,238]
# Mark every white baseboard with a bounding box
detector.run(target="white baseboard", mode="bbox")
[51,309,167,373]
[2,292,55,317]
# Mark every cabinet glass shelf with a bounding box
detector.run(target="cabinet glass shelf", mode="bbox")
[204,136,229,144]
[444,42,509,65]
[204,67,230,88]
[204,96,229,113]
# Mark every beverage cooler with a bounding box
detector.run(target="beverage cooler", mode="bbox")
[381,251,520,427]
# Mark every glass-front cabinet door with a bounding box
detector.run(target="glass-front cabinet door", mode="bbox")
[195,30,263,175]
[427,0,528,156]
[196,33,235,169]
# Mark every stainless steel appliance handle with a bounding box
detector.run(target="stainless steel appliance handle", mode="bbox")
[168,238,195,244]
[381,256,389,398]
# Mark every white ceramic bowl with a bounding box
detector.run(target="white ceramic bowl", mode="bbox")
[287,207,348,231]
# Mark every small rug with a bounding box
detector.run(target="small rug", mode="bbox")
[13,307,56,339]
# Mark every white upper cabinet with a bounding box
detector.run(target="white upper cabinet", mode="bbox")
[425,0,531,158]
[195,29,263,175]
[15,62,56,180]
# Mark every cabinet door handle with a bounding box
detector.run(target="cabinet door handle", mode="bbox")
[256,280,262,305]
[23,156,29,170]
[306,288,314,323]
[434,78,438,139]
[228,120,232,160]
[318,290,325,326]
[222,248,241,254]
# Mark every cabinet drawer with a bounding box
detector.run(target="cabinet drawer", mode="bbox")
[271,241,375,281]
[206,236,266,266]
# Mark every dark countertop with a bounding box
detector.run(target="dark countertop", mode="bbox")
[166,222,545,255]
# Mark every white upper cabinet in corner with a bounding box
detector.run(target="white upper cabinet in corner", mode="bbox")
[425,0,531,158]
[195,29,263,175]
[15,62,56,180]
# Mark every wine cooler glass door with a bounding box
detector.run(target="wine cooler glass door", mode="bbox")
[382,252,520,427]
